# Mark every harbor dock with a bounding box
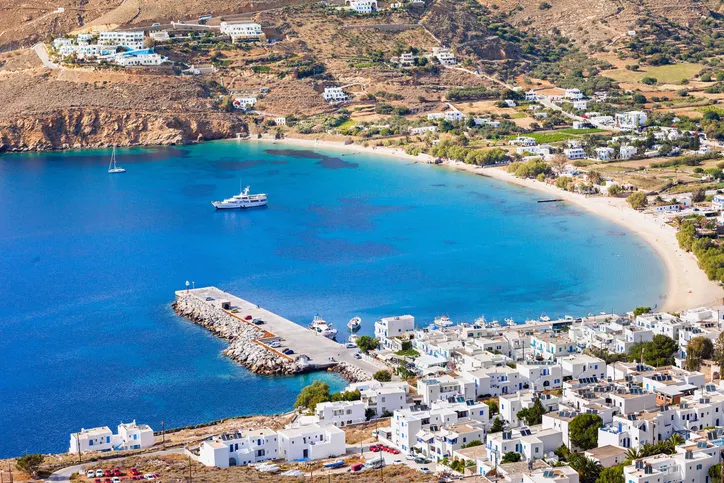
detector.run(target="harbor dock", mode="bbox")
[173,287,381,378]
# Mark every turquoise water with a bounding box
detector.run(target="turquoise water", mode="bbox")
[0,141,666,457]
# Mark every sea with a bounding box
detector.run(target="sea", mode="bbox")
[0,140,666,457]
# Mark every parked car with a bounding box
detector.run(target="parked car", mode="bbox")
[231,309,239,313]
[354,353,362,359]
[95,469,104,478]
[351,463,364,472]
[389,448,400,454]
[113,469,121,476]
[406,454,416,461]
[282,348,294,355]
[420,468,431,474]
[144,474,156,480]
[345,343,356,349]
[252,318,265,325]
[205,296,214,301]
[269,341,281,348]
[95,479,102,483]
[244,315,253,320]
[87,471,95,478]
[152,23,161,26]
[369,444,381,452]
[112,478,121,483]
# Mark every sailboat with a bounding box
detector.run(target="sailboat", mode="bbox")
[108,146,126,174]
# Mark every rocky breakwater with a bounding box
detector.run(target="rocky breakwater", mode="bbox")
[331,362,371,383]
[172,294,304,376]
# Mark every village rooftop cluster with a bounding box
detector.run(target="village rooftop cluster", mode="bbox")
[66,306,724,480]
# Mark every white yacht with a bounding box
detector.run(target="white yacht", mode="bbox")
[107,146,126,174]
[347,316,361,331]
[434,315,453,327]
[211,186,267,209]
[309,314,338,339]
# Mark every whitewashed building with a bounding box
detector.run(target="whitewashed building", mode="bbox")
[322,86,349,103]
[374,315,415,341]
[409,126,438,135]
[346,0,378,13]
[197,428,278,467]
[277,423,345,461]
[595,147,615,161]
[220,22,265,41]
[564,147,586,160]
[432,47,456,66]
[98,30,145,50]
[623,441,719,483]
[616,111,648,130]
[69,420,154,453]
[499,391,559,427]
[314,400,366,427]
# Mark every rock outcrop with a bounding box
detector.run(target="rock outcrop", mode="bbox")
[0,109,246,152]
[172,294,305,376]
[330,362,370,383]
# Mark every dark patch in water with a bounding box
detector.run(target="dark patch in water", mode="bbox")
[264,149,358,170]
[277,237,396,262]
[308,203,410,230]
[608,231,626,237]
[182,183,216,198]
[430,184,446,187]
[443,240,456,245]
[215,160,266,170]
[31,256,41,265]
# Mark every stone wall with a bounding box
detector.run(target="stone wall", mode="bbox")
[172,294,304,375]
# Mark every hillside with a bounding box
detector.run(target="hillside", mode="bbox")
[478,0,720,50]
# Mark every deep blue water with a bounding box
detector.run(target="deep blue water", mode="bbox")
[0,141,666,457]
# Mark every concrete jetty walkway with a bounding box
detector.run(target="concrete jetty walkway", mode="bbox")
[175,287,383,378]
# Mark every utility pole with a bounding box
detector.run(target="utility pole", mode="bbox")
[162,420,165,449]
[7,463,12,483]
[187,455,192,483]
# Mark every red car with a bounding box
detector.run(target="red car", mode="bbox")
[95,479,102,483]
[105,471,113,477]
[129,469,139,476]
[351,463,364,472]
[244,315,253,320]
[369,444,381,452]
[390,448,400,455]
[113,470,122,477]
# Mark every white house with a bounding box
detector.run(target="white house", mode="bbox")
[220,22,265,41]
[499,391,559,427]
[712,195,724,210]
[349,381,410,417]
[417,375,476,405]
[322,86,349,103]
[277,423,345,461]
[149,30,170,42]
[233,96,257,109]
[486,427,562,464]
[595,147,615,161]
[564,148,586,160]
[314,400,366,427]
[409,126,438,135]
[197,428,278,467]
[525,90,538,101]
[619,145,638,160]
[509,136,537,147]
[427,111,465,123]
[374,315,415,341]
[565,89,584,100]
[474,118,501,128]
[114,50,167,66]
[616,111,648,130]
[346,0,378,13]
[623,440,719,483]
[98,30,145,50]
[572,100,588,111]
[432,47,456,66]
[559,354,606,380]
[69,421,154,453]
[275,117,287,126]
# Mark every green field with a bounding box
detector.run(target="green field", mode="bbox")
[607,63,703,84]
[558,128,605,135]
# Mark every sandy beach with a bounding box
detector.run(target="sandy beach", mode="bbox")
[253,135,723,313]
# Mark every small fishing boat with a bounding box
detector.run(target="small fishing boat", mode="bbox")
[540,314,551,322]
[347,316,361,331]
[108,146,126,174]
[504,318,516,326]
[323,460,345,469]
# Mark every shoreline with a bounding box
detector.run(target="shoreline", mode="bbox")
[256,135,723,313]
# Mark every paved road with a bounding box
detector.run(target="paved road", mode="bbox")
[538,96,585,122]
[33,43,59,69]
[48,449,184,482]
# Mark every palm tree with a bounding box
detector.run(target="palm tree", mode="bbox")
[626,447,640,462]
[667,433,685,446]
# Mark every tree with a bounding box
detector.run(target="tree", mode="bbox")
[633,306,652,317]
[568,453,602,483]
[692,189,706,203]
[356,335,379,353]
[16,454,44,478]
[517,397,547,426]
[294,381,331,411]
[501,452,522,463]
[632,94,647,104]
[608,184,622,196]
[596,464,625,483]
[489,416,505,433]
[627,191,648,209]
[714,332,724,369]
[373,370,392,382]
[686,336,714,371]
[569,414,602,450]
[485,399,499,415]
[709,463,721,482]
[627,334,678,366]
[642,77,658,85]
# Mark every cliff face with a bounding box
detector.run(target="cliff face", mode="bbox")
[0,109,247,152]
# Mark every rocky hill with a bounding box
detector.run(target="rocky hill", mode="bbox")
[479,0,720,50]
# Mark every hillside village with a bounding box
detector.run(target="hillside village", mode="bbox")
[19,308,724,482]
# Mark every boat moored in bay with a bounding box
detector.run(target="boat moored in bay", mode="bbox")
[212,186,267,209]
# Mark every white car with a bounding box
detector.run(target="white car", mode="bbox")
[112,478,121,483]
[420,467,431,474]
[87,470,95,478]
[269,341,281,348]
[96,469,104,477]
[144,475,156,480]
[406,454,416,461]
[346,343,356,348]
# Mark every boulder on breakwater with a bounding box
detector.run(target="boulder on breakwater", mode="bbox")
[172,294,303,376]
